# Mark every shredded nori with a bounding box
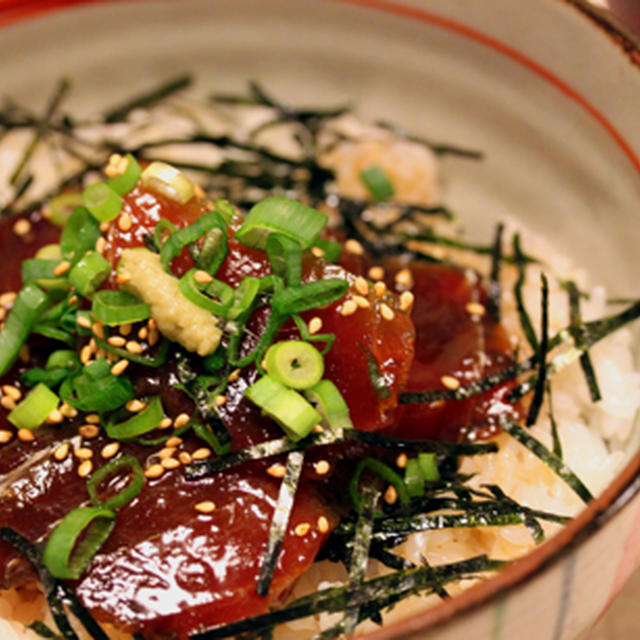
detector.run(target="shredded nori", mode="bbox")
[513,233,539,352]
[486,223,504,323]
[526,273,549,426]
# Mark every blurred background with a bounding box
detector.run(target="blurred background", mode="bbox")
[586,3,639,640]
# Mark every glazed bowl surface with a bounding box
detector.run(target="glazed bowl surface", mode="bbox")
[1,1,640,639]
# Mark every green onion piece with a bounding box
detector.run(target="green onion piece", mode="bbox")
[359,165,395,201]
[271,278,349,316]
[245,375,321,441]
[8,383,59,430]
[60,372,134,413]
[404,458,425,498]
[35,244,62,260]
[0,283,49,377]
[153,218,177,251]
[160,209,227,274]
[266,233,302,286]
[227,276,260,321]
[292,314,336,356]
[31,324,74,346]
[349,457,409,512]
[304,379,353,430]
[314,237,342,263]
[196,228,227,276]
[214,197,235,224]
[178,270,233,315]
[84,358,112,381]
[202,348,225,373]
[141,161,195,204]
[68,251,111,296]
[418,452,440,481]
[265,340,324,390]
[235,196,328,250]
[91,290,150,326]
[87,455,144,510]
[107,154,142,196]
[43,506,116,580]
[82,182,123,222]
[105,395,164,440]
[20,367,70,389]
[46,193,83,227]
[21,259,68,291]
[60,206,102,264]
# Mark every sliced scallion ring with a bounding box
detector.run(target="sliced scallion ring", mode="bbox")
[91,290,150,326]
[349,458,409,512]
[8,383,59,431]
[178,269,233,316]
[107,153,142,196]
[60,206,102,264]
[304,379,353,430]
[21,259,68,291]
[359,164,395,201]
[60,372,134,413]
[265,341,324,390]
[404,458,425,498]
[226,276,260,321]
[46,349,80,370]
[418,452,440,481]
[82,182,123,222]
[68,251,111,296]
[45,192,84,227]
[271,278,349,316]
[266,233,302,286]
[87,455,145,510]
[104,395,164,440]
[35,244,62,260]
[141,161,195,204]
[42,506,116,580]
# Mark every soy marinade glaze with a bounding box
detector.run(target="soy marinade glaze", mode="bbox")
[0,181,516,638]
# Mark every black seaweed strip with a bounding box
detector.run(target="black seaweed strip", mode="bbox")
[56,582,111,640]
[486,223,504,323]
[103,74,192,123]
[256,450,305,597]
[358,344,392,400]
[27,621,62,639]
[546,381,563,460]
[513,233,539,352]
[369,547,415,571]
[190,556,505,640]
[500,417,593,503]
[567,281,602,402]
[526,273,549,426]
[482,484,544,544]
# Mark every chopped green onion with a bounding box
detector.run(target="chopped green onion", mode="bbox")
[271,278,349,316]
[35,244,62,260]
[304,380,353,430]
[42,506,116,580]
[60,206,102,264]
[91,290,150,326]
[87,455,144,510]
[202,349,225,373]
[46,192,84,227]
[418,452,440,481]
[20,367,70,389]
[8,383,59,430]
[83,358,111,381]
[105,395,164,440]
[60,370,134,413]
[82,182,123,222]
[404,459,425,498]
[68,251,111,296]
[107,154,142,195]
[196,228,227,275]
[227,276,260,321]
[21,259,68,291]
[235,196,328,250]
[178,269,234,315]
[95,335,170,368]
[153,218,177,251]
[245,375,321,441]
[265,340,324,390]
[359,165,395,201]
[349,458,409,512]
[0,283,49,377]
[141,161,195,204]
[266,234,302,286]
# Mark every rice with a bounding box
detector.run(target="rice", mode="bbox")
[0,87,638,639]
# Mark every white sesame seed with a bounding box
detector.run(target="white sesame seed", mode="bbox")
[125,399,146,413]
[77,315,92,329]
[60,403,78,419]
[119,323,132,336]
[158,447,177,460]
[394,268,414,288]
[399,291,415,312]
[13,219,32,236]
[374,281,387,297]
[311,246,325,258]
[380,303,395,321]
[101,442,120,459]
[267,463,287,478]
[441,375,460,390]
[228,369,241,383]
[126,341,143,355]
[345,239,364,256]
[1,385,21,401]
[384,485,398,504]
[53,260,71,277]
[174,413,190,429]
[78,425,100,439]
[195,501,216,514]
[465,302,486,317]
[162,457,180,470]
[308,317,323,335]
[166,437,183,448]
[92,322,105,339]
[85,414,101,424]
[0,430,13,444]
[116,270,131,285]
[194,270,214,284]
[295,523,311,537]
[95,236,107,254]
[100,221,110,233]
[396,453,408,469]
[111,359,129,376]
[148,330,160,346]
[0,292,16,307]
[107,336,127,347]
[368,266,384,281]
[339,300,358,317]
[78,460,93,478]
[214,395,227,407]
[317,516,330,534]
[17,429,34,442]
[118,212,132,232]
[144,464,164,479]
[352,295,370,309]
[0,396,15,411]
[46,409,63,424]
[138,326,149,341]
[178,452,192,465]
[192,448,212,461]
[315,460,331,476]
[158,417,173,430]
[354,276,369,296]
[74,447,94,460]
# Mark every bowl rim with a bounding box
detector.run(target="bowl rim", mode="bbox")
[1,0,640,637]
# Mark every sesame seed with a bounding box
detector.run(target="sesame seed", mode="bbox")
[0,292,16,307]
[100,221,110,233]
[46,409,63,424]
[395,268,414,288]
[0,396,15,411]
[148,318,157,331]
[162,458,180,470]
[126,340,143,355]
[54,443,70,461]
[194,270,214,284]
[178,452,192,465]
[148,330,160,346]
[85,414,100,424]
[111,359,129,376]
[144,464,165,479]
[380,303,395,321]
[312,424,324,433]
[345,239,364,256]
[74,447,94,460]
[174,413,190,429]
[92,322,105,339]
[214,395,227,407]
[107,336,126,347]
[77,315,92,329]
[396,453,408,469]
[1,385,21,401]
[384,485,398,504]
[158,447,176,460]
[13,219,32,236]
[101,442,120,459]
[17,429,34,442]
[315,460,330,475]
[339,300,358,316]
[60,403,78,419]
[78,425,100,439]
[465,302,486,317]
[267,463,286,478]
[95,236,107,254]
[118,212,132,232]
[368,266,384,281]
[80,345,93,364]
[119,323,132,336]
[166,436,183,448]
[311,246,325,258]
[228,369,241,383]
[195,501,216,514]
[104,153,124,177]
[308,317,323,335]
[192,448,212,461]
[125,399,147,413]
[295,523,311,537]
[317,516,330,534]
[158,417,173,430]
[374,281,387,297]
[78,460,93,478]
[399,291,415,312]
[18,345,30,363]
[354,276,369,296]
[53,260,71,277]
[0,430,13,444]
[116,270,131,285]
[138,326,148,340]
[352,295,370,309]
[441,375,460,390]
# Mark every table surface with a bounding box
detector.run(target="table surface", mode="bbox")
[587,569,640,639]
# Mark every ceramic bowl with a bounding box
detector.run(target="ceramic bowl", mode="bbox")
[1,1,640,639]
